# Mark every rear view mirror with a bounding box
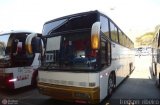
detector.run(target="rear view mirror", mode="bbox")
[91,22,100,50]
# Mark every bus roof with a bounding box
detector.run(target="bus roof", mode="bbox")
[43,10,133,43]
[44,10,100,25]
[43,10,125,35]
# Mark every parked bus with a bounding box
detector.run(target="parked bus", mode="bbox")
[0,31,44,89]
[38,10,134,104]
[152,27,160,87]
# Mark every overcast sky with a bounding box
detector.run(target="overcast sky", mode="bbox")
[0,0,160,42]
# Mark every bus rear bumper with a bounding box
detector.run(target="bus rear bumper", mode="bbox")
[38,82,100,104]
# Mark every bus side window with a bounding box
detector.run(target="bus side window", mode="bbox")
[101,41,106,66]
[101,37,111,67]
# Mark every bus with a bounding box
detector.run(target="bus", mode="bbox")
[152,27,160,87]
[0,31,44,89]
[38,10,134,104]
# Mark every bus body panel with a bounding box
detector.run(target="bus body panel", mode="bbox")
[0,55,40,89]
[111,41,130,84]
[39,71,99,87]
[112,42,125,85]
[99,42,132,100]
[38,71,100,104]
[0,66,38,89]
[99,69,110,101]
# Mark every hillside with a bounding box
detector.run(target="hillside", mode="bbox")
[135,25,160,47]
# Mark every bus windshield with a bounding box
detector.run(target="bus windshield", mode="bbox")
[44,30,98,71]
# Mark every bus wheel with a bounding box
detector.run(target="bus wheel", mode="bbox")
[129,63,132,74]
[108,73,115,97]
[158,73,160,88]
[156,73,160,88]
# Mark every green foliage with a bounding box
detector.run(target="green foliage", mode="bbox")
[136,25,160,47]
[136,32,154,46]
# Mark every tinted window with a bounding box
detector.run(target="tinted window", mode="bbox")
[42,19,67,35]
[100,16,109,38]
[0,34,10,56]
[123,35,127,47]
[110,22,118,43]
[158,30,160,47]
[119,30,123,45]
[43,13,98,36]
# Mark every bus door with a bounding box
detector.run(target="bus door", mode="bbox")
[100,36,111,67]
[105,41,111,66]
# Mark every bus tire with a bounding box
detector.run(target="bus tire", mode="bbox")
[152,63,154,76]
[107,72,115,97]
[158,73,160,88]
[155,72,160,88]
[153,63,157,76]
[129,63,132,74]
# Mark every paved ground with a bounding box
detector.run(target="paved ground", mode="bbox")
[108,56,160,105]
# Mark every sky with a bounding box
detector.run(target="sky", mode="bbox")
[0,0,160,42]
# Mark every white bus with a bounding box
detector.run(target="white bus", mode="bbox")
[38,10,134,104]
[0,31,44,89]
[152,27,160,87]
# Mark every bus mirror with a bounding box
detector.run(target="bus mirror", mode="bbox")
[25,33,37,54]
[91,22,100,50]
[41,39,45,56]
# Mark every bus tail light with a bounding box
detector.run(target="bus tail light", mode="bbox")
[5,73,14,89]
[8,78,17,82]
[75,100,88,104]
[91,22,100,50]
